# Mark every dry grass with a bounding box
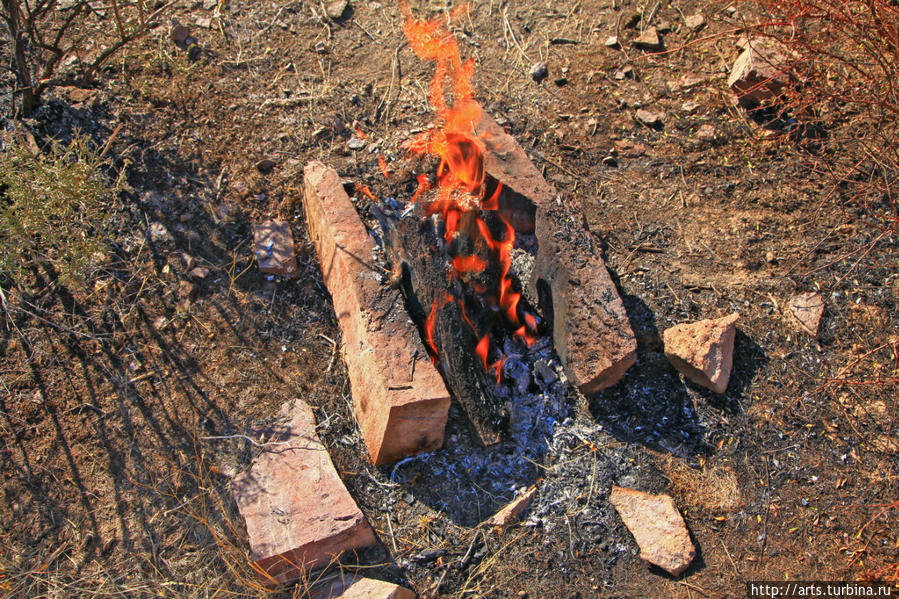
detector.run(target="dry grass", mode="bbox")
[657,455,742,515]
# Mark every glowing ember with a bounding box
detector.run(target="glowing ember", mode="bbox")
[399,1,538,379]
[378,154,391,179]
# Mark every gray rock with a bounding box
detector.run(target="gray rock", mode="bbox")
[529,62,549,83]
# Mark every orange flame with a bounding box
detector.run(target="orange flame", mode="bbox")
[402,2,538,382]
[355,183,379,201]
[378,154,391,179]
[424,293,453,361]
[452,254,487,274]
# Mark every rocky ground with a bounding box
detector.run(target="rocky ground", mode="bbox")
[1,0,897,597]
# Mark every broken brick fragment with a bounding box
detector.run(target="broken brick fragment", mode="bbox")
[303,160,451,465]
[232,400,376,586]
[254,220,299,277]
[311,575,415,599]
[610,486,696,576]
[663,312,739,394]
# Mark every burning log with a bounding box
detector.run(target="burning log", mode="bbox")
[475,114,637,393]
[379,199,514,445]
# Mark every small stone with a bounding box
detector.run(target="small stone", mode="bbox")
[696,124,716,141]
[189,266,210,280]
[610,486,695,576]
[202,0,217,9]
[789,292,825,336]
[65,87,96,104]
[178,279,197,300]
[614,139,647,158]
[604,35,619,48]
[613,65,635,80]
[765,251,776,264]
[663,313,739,394]
[347,137,365,150]
[633,26,662,50]
[681,100,700,113]
[326,0,349,20]
[196,16,212,28]
[685,13,705,30]
[634,108,664,128]
[170,23,189,44]
[529,61,549,83]
[487,486,537,528]
[147,222,173,243]
[728,43,791,105]
[255,158,277,174]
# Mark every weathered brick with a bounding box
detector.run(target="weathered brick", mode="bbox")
[232,401,375,586]
[311,575,416,599]
[663,312,739,394]
[303,161,451,465]
[254,220,299,277]
[610,486,695,576]
[476,115,637,392]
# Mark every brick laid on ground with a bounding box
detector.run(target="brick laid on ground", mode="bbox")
[253,220,299,277]
[663,312,739,394]
[610,486,696,576]
[303,160,452,465]
[476,114,637,393]
[231,400,376,586]
[311,574,416,599]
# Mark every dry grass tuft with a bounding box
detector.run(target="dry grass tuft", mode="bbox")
[657,455,742,515]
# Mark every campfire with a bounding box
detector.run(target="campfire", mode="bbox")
[337,2,636,447]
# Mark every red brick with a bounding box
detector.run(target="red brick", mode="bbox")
[311,575,416,599]
[476,115,636,392]
[231,401,375,586]
[610,486,695,576]
[254,220,299,277]
[303,161,451,465]
[663,312,739,394]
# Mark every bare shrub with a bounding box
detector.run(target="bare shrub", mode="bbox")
[745,0,899,238]
[1,0,175,116]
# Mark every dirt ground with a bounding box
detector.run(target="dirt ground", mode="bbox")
[1,0,897,597]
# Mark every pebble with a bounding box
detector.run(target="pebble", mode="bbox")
[634,108,664,127]
[604,35,619,48]
[171,24,190,44]
[326,0,349,20]
[633,26,662,50]
[529,62,548,83]
[685,14,706,30]
[255,158,276,174]
[347,137,365,150]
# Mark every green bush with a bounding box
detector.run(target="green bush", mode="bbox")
[0,132,125,287]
